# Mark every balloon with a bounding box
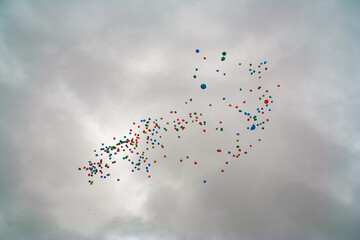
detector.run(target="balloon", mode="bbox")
[80,52,279,186]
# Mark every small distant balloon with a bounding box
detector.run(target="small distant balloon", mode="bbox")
[80,49,280,186]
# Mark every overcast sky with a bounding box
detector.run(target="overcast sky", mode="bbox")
[0,0,360,240]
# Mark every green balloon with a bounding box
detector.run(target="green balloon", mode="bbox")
[222,51,227,56]
[221,56,226,61]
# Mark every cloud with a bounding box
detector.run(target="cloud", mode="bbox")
[0,0,359,240]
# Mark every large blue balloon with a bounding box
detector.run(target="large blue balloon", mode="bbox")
[200,83,207,89]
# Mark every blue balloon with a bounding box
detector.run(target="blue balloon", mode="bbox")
[203,180,207,183]
[200,83,207,89]
[251,124,256,130]
[196,49,200,53]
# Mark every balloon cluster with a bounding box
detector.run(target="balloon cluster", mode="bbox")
[79,49,280,185]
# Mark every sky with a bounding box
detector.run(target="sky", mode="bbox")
[0,0,359,240]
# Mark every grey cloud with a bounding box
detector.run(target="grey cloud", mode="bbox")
[0,0,359,240]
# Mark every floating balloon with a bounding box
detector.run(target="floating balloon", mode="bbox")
[79,49,280,185]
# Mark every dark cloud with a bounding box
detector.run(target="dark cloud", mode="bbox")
[0,0,359,240]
